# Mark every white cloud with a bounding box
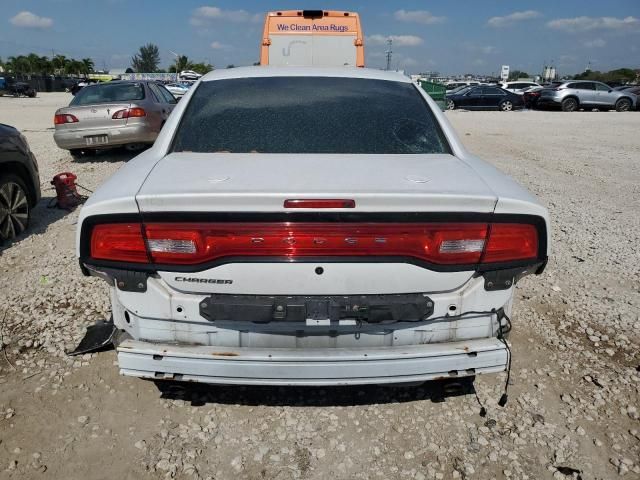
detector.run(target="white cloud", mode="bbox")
[462,43,497,55]
[191,6,261,26]
[547,16,639,33]
[210,41,230,50]
[9,11,53,29]
[366,34,424,47]
[487,10,541,28]
[584,38,606,48]
[393,10,445,25]
[400,57,418,67]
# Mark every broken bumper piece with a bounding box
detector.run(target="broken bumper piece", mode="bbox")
[67,318,117,356]
[117,337,507,386]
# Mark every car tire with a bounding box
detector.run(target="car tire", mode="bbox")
[446,100,455,110]
[499,100,514,112]
[0,173,30,242]
[615,98,631,112]
[561,98,578,112]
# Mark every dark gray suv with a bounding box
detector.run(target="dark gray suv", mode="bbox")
[538,80,637,112]
[0,124,41,242]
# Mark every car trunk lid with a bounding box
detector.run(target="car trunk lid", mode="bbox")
[135,153,498,213]
[55,103,132,130]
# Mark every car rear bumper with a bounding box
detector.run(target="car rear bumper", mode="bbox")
[117,337,508,386]
[53,123,157,150]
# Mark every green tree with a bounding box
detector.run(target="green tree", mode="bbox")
[52,54,69,74]
[508,70,530,81]
[190,62,214,75]
[131,44,160,73]
[168,55,193,73]
[81,58,95,74]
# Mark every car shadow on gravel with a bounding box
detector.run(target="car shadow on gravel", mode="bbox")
[0,195,70,253]
[153,377,477,408]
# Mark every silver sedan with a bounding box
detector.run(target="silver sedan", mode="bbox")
[53,81,177,157]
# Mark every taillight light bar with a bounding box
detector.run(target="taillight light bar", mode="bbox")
[89,222,539,267]
[54,113,79,125]
[112,107,146,119]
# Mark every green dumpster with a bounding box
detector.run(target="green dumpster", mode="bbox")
[419,80,446,110]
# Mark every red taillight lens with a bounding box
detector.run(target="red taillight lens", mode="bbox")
[88,222,539,266]
[112,108,146,119]
[143,223,490,265]
[483,223,538,263]
[90,224,148,263]
[54,114,79,125]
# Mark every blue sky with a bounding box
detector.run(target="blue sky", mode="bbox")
[1,1,639,75]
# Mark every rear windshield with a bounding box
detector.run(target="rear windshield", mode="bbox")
[171,77,450,154]
[71,83,145,105]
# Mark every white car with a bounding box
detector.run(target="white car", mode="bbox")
[178,70,202,81]
[445,81,481,90]
[500,81,542,94]
[76,67,549,388]
[164,83,189,96]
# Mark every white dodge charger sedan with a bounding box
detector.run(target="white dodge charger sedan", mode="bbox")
[77,67,549,387]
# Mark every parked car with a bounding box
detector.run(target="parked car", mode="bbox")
[76,67,549,387]
[53,80,177,157]
[445,81,480,90]
[163,83,189,97]
[523,86,544,109]
[178,70,202,81]
[0,124,41,242]
[500,81,542,94]
[2,81,37,98]
[537,80,636,112]
[446,85,524,111]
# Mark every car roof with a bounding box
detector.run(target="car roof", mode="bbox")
[200,66,412,83]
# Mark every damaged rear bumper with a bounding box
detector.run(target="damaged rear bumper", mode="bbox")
[117,337,507,386]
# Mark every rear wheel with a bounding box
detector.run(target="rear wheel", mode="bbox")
[499,100,513,112]
[0,174,30,242]
[446,99,455,110]
[615,98,631,112]
[561,98,578,112]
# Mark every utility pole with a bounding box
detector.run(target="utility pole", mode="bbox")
[385,38,392,71]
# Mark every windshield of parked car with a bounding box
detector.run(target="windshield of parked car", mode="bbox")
[171,77,451,154]
[70,83,145,105]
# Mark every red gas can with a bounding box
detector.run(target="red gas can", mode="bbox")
[51,172,82,209]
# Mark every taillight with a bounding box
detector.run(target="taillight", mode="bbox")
[143,223,490,265]
[54,114,79,125]
[483,223,538,263]
[112,108,146,119]
[90,224,148,263]
[88,222,539,266]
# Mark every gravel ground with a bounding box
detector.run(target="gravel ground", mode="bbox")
[0,93,638,480]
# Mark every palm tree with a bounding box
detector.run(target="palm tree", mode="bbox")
[81,58,95,74]
[52,54,69,74]
[64,60,85,76]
